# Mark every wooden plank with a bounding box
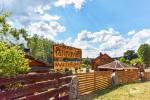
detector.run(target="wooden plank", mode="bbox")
[0,80,56,99]
[18,89,58,100]
[58,95,69,100]
[0,73,71,86]
[0,72,72,100]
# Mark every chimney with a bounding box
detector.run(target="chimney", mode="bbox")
[100,52,103,56]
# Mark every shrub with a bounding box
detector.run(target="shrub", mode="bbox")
[130,58,142,65]
[0,41,30,77]
[119,57,126,63]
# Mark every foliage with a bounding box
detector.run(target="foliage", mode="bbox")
[0,11,12,34]
[0,42,30,77]
[81,64,86,68]
[137,44,150,67]
[0,12,28,47]
[119,57,126,63]
[130,58,142,65]
[124,50,138,61]
[82,57,91,67]
[28,34,55,62]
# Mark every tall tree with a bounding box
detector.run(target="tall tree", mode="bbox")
[138,44,150,67]
[124,50,138,61]
[0,11,11,34]
[82,57,90,67]
[0,12,28,47]
[28,35,54,62]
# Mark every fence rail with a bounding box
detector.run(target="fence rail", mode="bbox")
[144,72,150,81]
[0,72,72,100]
[76,71,112,94]
[116,69,139,84]
[76,69,141,95]
[1,70,150,99]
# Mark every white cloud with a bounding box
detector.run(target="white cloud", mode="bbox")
[34,5,51,14]
[126,29,150,50]
[41,14,60,21]
[54,0,85,10]
[2,0,66,40]
[2,0,85,41]
[128,30,136,36]
[145,39,150,44]
[28,21,66,40]
[64,28,150,58]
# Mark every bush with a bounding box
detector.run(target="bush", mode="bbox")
[119,57,126,63]
[130,58,142,65]
[0,42,30,77]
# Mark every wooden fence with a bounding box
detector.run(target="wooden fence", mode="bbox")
[76,71,112,94]
[1,70,150,99]
[76,70,141,95]
[116,69,139,84]
[0,72,72,100]
[144,72,150,81]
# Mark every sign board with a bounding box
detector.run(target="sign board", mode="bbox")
[53,44,82,69]
[54,44,81,58]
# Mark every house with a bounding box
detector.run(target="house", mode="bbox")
[91,52,114,71]
[24,49,52,73]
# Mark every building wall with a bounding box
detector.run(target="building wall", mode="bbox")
[92,53,114,71]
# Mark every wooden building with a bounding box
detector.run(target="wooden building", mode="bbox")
[25,54,51,73]
[97,60,138,71]
[91,52,114,71]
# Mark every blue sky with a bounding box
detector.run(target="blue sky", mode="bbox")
[53,0,150,36]
[1,0,150,58]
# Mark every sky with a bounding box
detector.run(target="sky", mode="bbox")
[1,0,150,58]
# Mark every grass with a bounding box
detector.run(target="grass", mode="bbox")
[93,81,150,100]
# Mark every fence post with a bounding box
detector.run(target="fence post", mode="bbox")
[94,71,96,91]
[54,73,60,100]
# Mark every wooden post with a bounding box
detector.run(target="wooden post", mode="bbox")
[54,73,60,100]
[94,71,96,91]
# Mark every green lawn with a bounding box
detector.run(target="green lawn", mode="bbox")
[93,81,150,100]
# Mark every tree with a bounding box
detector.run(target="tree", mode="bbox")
[0,11,12,34]
[28,35,54,62]
[0,42,30,77]
[82,57,90,67]
[130,58,142,65]
[0,12,28,47]
[124,50,138,61]
[119,57,126,63]
[138,44,150,67]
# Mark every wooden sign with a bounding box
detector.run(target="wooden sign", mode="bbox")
[53,44,82,69]
[54,62,81,69]
[54,44,82,58]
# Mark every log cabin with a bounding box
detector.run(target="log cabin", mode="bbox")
[24,49,51,73]
[91,52,114,71]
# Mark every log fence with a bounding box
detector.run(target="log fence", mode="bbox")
[0,72,72,100]
[1,70,150,99]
